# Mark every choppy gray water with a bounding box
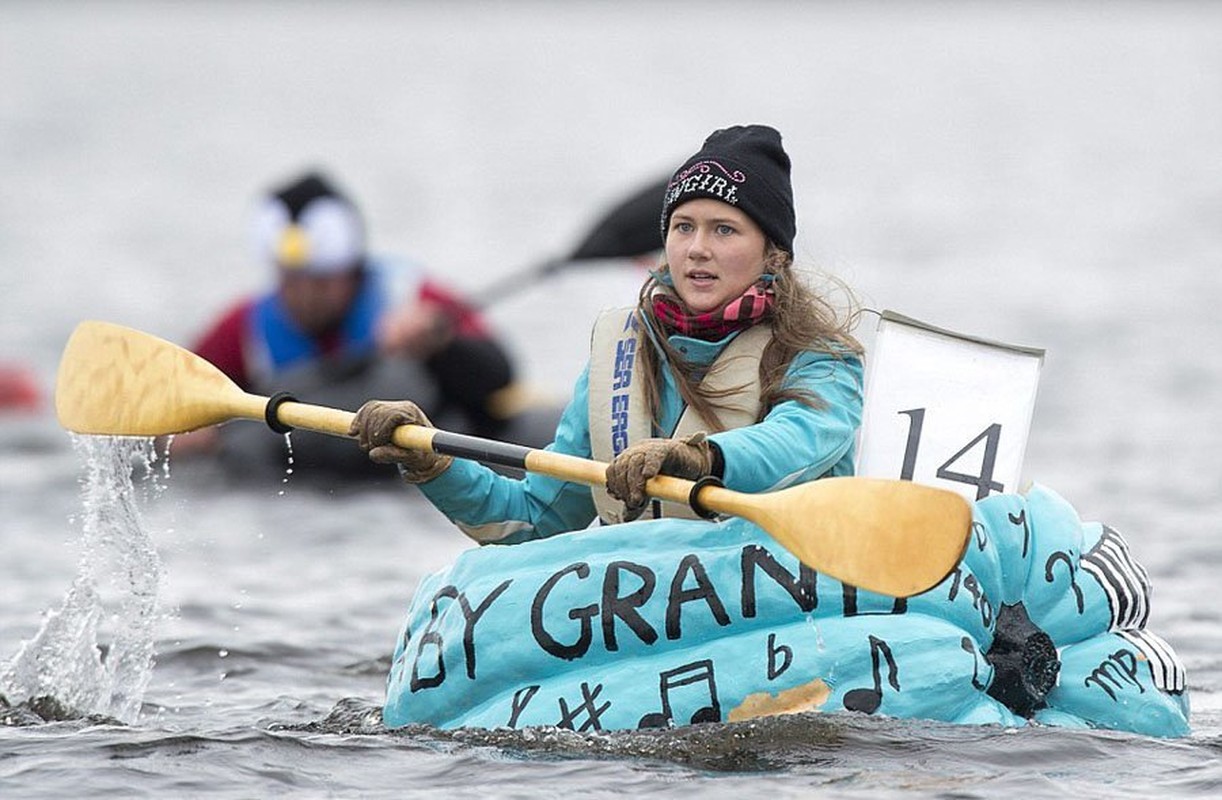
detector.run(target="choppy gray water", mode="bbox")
[3,2,1221,797]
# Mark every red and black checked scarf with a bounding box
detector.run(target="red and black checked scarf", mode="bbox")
[651,278,775,340]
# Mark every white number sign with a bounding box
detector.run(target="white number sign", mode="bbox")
[855,311,1044,502]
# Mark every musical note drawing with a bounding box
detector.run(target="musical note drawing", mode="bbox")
[637,659,721,728]
[961,636,987,690]
[843,635,900,714]
[506,685,540,729]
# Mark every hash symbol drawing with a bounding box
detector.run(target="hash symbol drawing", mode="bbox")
[557,682,610,732]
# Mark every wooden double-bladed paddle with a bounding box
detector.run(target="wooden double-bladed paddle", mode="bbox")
[54,320,971,598]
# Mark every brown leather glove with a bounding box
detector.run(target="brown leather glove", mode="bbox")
[348,400,453,483]
[605,432,713,521]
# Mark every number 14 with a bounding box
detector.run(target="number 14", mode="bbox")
[897,408,1004,500]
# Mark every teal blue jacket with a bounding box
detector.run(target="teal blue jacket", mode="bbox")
[418,329,864,544]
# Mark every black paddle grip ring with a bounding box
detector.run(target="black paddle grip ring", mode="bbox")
[687,475,724,520]
[264,391,298,434]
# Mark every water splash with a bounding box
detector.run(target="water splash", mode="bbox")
[0,435,164,723]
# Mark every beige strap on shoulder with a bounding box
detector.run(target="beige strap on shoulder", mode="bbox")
[588,310,770,523]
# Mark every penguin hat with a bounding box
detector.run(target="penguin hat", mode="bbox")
[254,171,366,274]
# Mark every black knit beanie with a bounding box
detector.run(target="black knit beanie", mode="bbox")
[660,125,796,254]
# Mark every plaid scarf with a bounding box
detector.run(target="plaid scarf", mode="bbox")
[651,278,775,340]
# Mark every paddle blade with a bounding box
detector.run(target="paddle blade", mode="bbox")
[723,477,971,597]
[567,176,668,261]
[55,320,259,436]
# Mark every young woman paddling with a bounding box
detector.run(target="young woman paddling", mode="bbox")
[350,124,865,541]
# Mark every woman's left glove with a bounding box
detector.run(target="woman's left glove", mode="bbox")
[348,400,454,483]
[605,432,712,521]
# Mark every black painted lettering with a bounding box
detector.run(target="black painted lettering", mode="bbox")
[456,579,512,679]
[410,586,457,692]
[843,583,907,617]
[532,562,597,660]
[740,544,817,617]
[602,560,658,650]
[665,554,730,640]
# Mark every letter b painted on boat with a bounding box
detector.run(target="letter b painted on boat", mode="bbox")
[855,311,1044,501]
[410,580,512,691]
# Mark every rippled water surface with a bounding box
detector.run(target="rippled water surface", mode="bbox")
[3,2,1221,797]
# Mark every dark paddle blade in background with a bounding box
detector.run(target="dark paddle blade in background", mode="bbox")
[566,175,668,261]
[471,175,668,307]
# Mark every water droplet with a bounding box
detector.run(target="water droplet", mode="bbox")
[281,432,295,485]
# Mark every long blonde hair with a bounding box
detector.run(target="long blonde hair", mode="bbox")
[635,248,863,432]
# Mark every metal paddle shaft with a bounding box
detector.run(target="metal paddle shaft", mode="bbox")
[55,320,971,597]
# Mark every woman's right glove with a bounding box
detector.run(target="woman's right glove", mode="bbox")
[348,400,453,483]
